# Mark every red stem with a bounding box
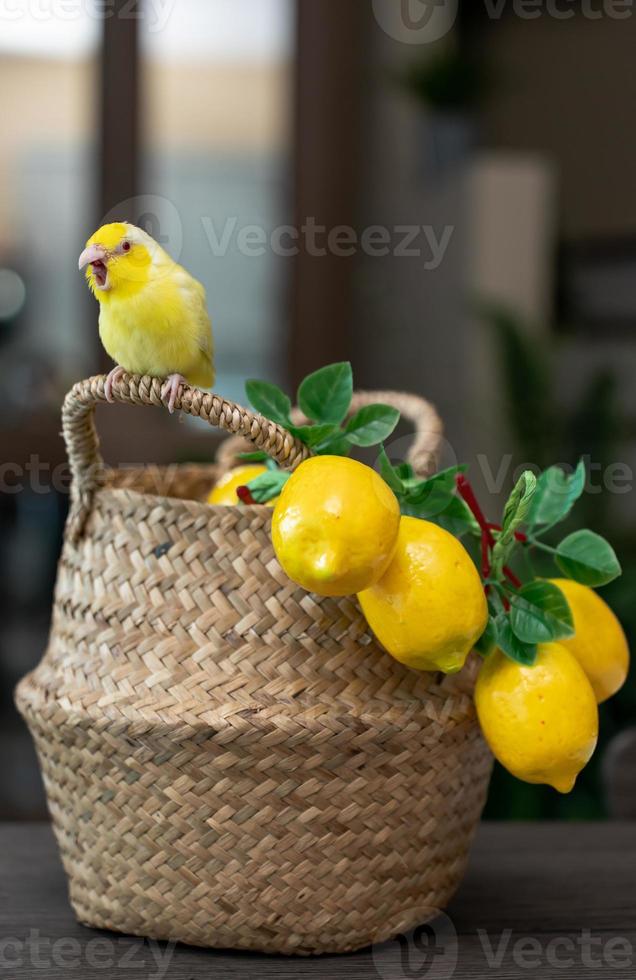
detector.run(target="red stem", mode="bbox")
[455,474,523,591]
[456,474,495,580]
[236,485,256,505]
[456,474,495,548]
[504,566,522,589]
[480,534,490,579]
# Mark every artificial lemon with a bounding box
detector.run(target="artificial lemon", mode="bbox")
[271,456,400,596]
[207,465,276,507]
[358,516,488,673]
[475,642,599,793]
[549,578,629,703]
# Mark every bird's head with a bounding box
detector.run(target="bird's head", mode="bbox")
[78,222,157,300]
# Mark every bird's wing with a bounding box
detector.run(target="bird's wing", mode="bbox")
[178,270,215,387]
[195,281,213,356]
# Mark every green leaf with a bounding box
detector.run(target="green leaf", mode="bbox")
[434,496,481,537]
[401,489,455,520]
[495,614,537,666]
[313,433,352,456]
[519,580,574,636]
[492,471,537,578]
[245,470,290,503]
[502,470,537,538]
[399,466,468,520]
[403,465,466,492]
[238,451,269,463]
[245,380,292,426]
[377,446,406,494]
[288,423,340,447]
[527,459,586,527]
[395,462,414,480]
[297,362,353,424]
[402,466,466,504]
[510,581,574,644]
[475,615,497,657]
[345,404,400,447]
[555,530,622,587]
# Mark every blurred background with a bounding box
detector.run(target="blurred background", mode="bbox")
[1,0,635,820]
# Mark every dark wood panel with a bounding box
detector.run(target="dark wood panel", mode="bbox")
[100,0,139,219]
[2,823,636,979]
[97,0,140,372]
[290,0,368,385]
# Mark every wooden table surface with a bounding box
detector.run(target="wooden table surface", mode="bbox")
[1,822,635,979]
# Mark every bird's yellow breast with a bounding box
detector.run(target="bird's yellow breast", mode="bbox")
[99,272,214,387]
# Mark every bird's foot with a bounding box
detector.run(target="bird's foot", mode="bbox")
[104,365,126,403]
[161,373,188,414]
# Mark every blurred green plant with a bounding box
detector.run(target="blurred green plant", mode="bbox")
[479,302,635,820]
[398,47,489,111]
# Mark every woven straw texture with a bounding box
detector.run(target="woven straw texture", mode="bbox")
[16,373,492,956]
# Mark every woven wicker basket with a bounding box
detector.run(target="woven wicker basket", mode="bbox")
[16,373,492,956]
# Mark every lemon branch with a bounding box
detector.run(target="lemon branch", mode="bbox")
[241,360,622,670]
[455,474,522,590]
[452,465,622,665]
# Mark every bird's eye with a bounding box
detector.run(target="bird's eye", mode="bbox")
[122,241,131,252]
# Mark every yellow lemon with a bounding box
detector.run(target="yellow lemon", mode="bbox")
[358,516,488,673]
[208,465,276,507]
[549,578,629,703]
[271,456,400,596]
[475,642,599,793]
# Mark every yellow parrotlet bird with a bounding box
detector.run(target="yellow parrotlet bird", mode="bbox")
[79,222,214,412]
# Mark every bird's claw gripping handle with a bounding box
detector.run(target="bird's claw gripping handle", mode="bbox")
[61,373,443,543]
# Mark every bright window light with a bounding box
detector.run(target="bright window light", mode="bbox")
[0,0,292,62]
[143,0,293,63]
[0,3,100,59]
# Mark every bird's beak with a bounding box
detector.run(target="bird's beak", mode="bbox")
[79,243,110,290]
[78,244,107,270]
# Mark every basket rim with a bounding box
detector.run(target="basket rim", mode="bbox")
[97,474,275,517]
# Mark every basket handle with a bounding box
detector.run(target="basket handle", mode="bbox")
[62,374,444,542]
[217,390,443,481]
[62,373,312,542]
[345,390,442,478]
